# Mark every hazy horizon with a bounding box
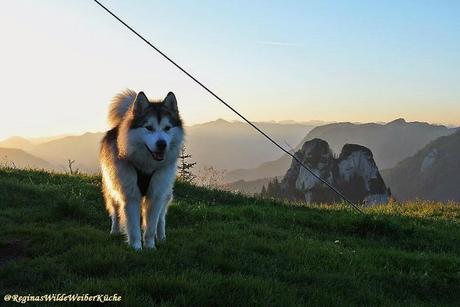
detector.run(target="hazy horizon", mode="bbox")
[1,1,459,139]
[1,117,458,141]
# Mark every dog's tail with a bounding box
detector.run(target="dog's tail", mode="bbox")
[108,89,137,127]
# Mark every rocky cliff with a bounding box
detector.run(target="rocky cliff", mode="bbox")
[271,139,389,205]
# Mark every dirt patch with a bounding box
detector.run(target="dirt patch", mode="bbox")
[0,239,27,266]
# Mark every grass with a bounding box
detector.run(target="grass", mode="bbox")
[0,168,459,306]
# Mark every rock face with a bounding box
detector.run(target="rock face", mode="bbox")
[279,139,389,205]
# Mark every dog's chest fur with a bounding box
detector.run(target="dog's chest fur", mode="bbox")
[136,169,153,196]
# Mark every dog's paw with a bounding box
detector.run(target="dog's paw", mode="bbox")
[129,241,142,251]
[156,234,166,242]
[143,238,156,250]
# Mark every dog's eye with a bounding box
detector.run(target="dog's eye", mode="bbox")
[164,126,171,131]
[145,126,154,131]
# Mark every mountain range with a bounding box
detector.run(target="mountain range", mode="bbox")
[184,119,316,170]
[225,118,456,182]
[0,119,316,173]
[2,118,458,201]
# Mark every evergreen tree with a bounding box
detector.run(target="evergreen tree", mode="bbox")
[273,177,282,198]
[261,184,267,197]
[265,177,282,198]
[266,180,274,197]
[177,145,197,183]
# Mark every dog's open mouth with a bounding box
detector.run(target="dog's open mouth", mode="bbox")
[152,151,165,161]
[145,144,165,161]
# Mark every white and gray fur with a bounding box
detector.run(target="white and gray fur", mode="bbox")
[100,89,184,250]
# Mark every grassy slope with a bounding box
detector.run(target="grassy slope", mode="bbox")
[0,168,459,306]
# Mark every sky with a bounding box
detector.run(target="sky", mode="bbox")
[0,0,459,139]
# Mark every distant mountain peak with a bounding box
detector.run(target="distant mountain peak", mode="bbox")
[386,118,407,125]
[2,136,31,143]
[0,136,34,150]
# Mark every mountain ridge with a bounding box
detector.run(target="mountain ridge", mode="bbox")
[0,120,316,173]
[382,130,460,201]
[225,119,456,182]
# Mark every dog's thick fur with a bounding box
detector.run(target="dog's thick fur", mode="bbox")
[100,89,184,250]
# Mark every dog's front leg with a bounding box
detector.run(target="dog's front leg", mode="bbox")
[156,193,172,242]
[156,206,167,242]
[143,195,169,249]
[122,200,142,250]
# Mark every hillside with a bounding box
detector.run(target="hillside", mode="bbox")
[0,136,34,151]
[227,177,275,195]
[1,168,459,306]
[0,133,103,173]
[0,135,72,148]
[185,119,315,170]
[0,148,54,170]
[225,119,455,183]
[383,130,460,202]
[30,132,103,173]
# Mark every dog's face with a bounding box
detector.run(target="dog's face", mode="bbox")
[121,91,183,164]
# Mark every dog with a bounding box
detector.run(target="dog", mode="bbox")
[100,89,184,250]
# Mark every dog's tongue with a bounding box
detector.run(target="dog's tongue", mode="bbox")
[152,151,165,161]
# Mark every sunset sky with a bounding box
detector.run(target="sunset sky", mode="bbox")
[0,0,459,139]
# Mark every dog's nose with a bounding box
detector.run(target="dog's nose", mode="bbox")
[156,140,167,150]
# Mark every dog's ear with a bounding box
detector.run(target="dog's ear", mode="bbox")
[163,92,178,112]
[133,91,149,115]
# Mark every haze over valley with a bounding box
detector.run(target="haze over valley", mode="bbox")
[1,118,458,202]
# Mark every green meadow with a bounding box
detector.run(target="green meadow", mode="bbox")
[0,168,459,306]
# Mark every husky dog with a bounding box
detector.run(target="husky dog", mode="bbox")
[100,89,184,250]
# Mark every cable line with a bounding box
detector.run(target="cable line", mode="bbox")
[93,0,364,213]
